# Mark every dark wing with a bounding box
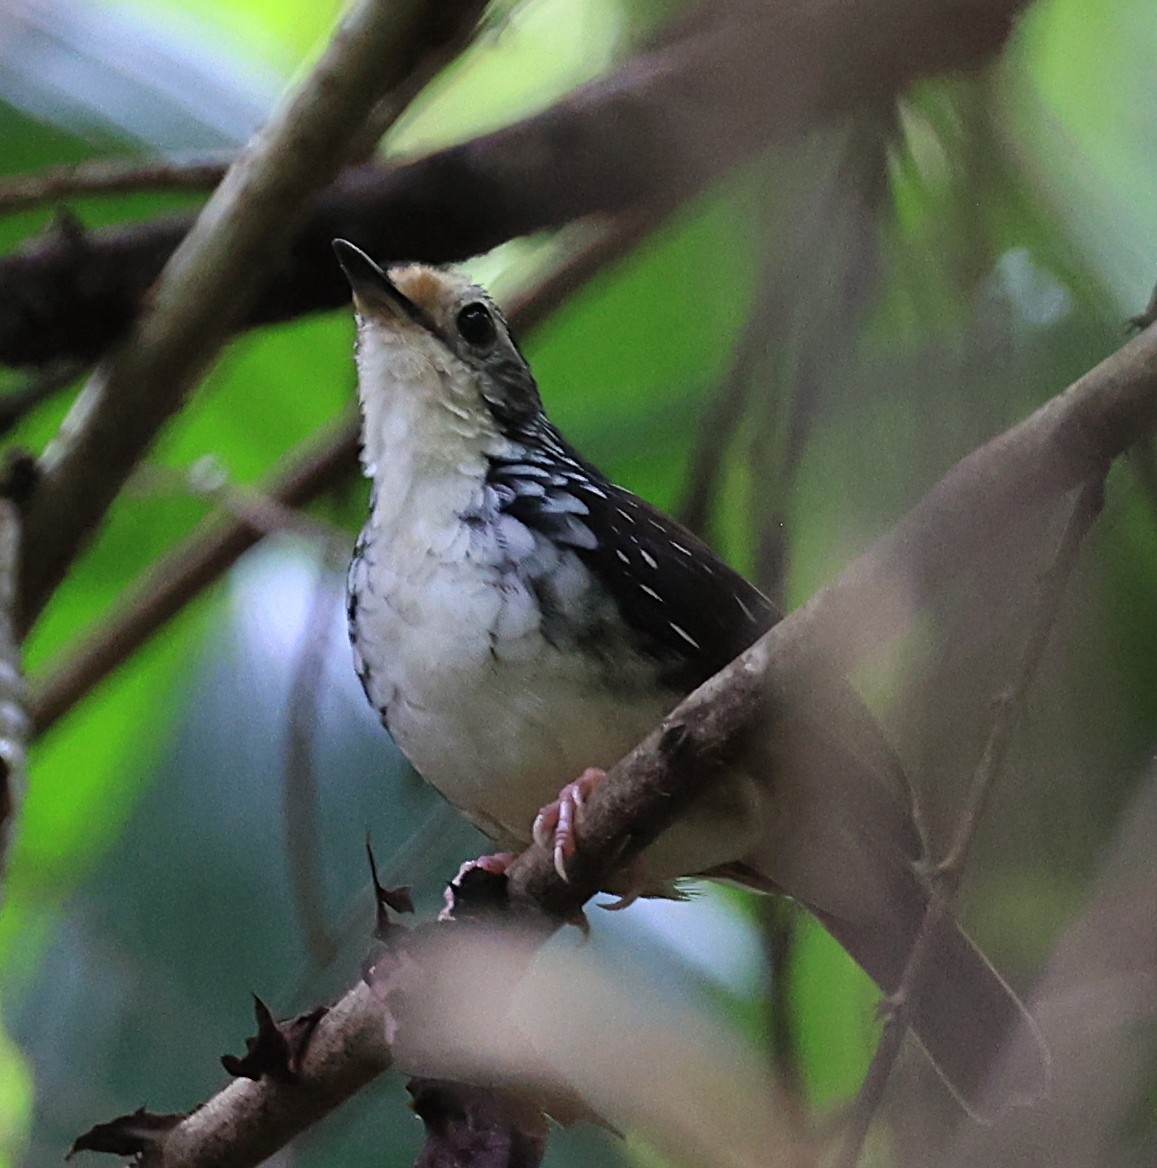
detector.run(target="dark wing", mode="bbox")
[488,431,777,693]
[568,482,776,691]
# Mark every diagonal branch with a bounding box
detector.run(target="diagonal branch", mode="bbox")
[28,414,358,738]
[16,0,488,634]
[140,983,394,1168]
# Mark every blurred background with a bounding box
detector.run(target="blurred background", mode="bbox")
[0,0,1156,1165]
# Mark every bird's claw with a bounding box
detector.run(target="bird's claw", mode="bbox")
[439,852,516,920]
[531,767,607,882]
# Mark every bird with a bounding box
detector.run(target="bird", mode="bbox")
[332,238,1047,1113]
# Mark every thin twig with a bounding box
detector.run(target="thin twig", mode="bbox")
[747,137,888,1108]
[760,898,807,1121]
[504,208,671,336]
[939,479,1104,880]
[677,234,779,539]
[0,158,228,216]
[135,461,349,548]
[831,478,1104,1168]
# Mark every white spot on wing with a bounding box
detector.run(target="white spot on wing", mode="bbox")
[640,549,657,569]
[669,622,701,649]
[640,584,661,602]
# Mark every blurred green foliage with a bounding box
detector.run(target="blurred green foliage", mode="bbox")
[1,0,1156,1165]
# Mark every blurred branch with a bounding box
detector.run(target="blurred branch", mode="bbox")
[0,158,228,216]
[28,211,654,738]
[833,479,1103,1168]
[15,0,488,634]
[0,0,1029,371]
[750,125,888,605]
[759,898,807,1120]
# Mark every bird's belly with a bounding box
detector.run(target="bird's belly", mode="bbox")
[352,554,677,848]
[396,652,676,848]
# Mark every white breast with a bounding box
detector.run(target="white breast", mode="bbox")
[351,493,677,847]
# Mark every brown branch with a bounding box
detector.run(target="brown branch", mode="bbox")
[0,0,1029,372]
[15,0,489,634]
[0,158,228,216]
[831,478,1103,1168]
[139,982,393,1168]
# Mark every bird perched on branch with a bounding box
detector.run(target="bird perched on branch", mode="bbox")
[333,239,1046,1113]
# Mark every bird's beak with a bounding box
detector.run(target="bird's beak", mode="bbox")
[332,239,420,323]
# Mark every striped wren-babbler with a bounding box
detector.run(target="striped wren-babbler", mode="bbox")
[333,240,1045,1111]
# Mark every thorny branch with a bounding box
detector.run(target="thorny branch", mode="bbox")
[831,479,1103,1168]
[114,307,1155,1168]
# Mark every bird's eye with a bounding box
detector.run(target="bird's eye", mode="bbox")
[456,302,497,348]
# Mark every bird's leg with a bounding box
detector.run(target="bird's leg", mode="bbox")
[532,766,607,881]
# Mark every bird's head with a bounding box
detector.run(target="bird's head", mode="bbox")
[333,240,544,480]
